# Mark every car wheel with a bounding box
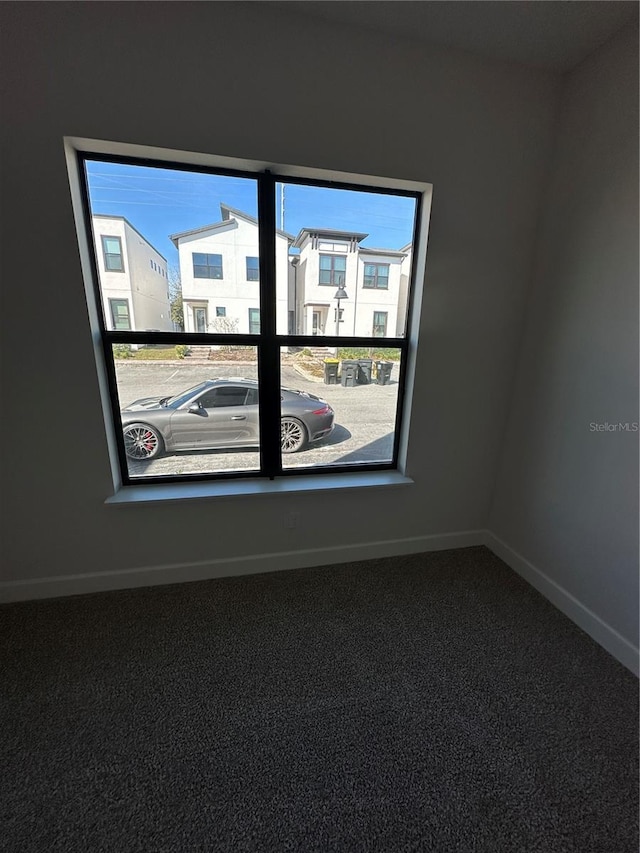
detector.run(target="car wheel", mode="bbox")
[281,417,307,453]
[123,423,163,460]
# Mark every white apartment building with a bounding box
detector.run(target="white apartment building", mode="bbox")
[172,205,412,339]
[171,205,293,336]
[91,215,172,332]
[291,229,411,338]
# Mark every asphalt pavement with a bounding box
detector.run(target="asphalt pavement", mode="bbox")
[114,360,400,477]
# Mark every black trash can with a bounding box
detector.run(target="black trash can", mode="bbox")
[375,361,393,385]
[340,359,358,387]
[357,359,373,385]
[324,361,339,385]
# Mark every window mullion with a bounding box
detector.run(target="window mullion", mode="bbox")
[257,172,281,479]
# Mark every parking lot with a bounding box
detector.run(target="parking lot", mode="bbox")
[115,359,400,477]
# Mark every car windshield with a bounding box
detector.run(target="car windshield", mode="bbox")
[165,382,209,408]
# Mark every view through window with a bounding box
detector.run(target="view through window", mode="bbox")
[81,155,420,483]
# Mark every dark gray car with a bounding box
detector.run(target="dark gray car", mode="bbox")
[121,378,334,460]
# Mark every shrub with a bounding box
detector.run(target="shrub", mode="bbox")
[337,347,401,361]
[174,345,189,359]
[113,344,132,359]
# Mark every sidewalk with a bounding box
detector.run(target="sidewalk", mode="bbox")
[114,358,323,383]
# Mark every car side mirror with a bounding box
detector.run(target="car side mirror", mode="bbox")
[188,403,204,415]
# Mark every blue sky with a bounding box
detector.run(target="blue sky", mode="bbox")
[86,161,416,268]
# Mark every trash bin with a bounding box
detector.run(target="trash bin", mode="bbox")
[323,360,339,385]
[357,359,373,385]
[375,361,393,385]
[340,359,358,387]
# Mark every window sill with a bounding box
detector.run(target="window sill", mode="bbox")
[105,470,413,505]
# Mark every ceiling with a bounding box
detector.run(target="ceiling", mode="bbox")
[265,1,638,72]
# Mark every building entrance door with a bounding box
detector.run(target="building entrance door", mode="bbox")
[194,307,208,333]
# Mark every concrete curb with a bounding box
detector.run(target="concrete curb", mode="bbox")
[114,358,325,383]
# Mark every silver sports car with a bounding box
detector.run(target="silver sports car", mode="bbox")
[121,378,335,460]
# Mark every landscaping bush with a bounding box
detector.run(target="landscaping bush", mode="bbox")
[174,345,189,359]
[113,344,132,359]
[337,347,401,361]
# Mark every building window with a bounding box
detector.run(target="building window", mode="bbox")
[101,235,124,272]
[109,298,131,330]
[373,311,388,337]
[363,263,389,289]
[319,254,346,286]
[246,256,259,281]
[248,307,261,334]
[318,241,349,253]
[78,150,425,487]
[193,253,223,279]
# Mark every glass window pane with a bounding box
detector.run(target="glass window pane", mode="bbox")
[112,345,259,478]
[248,308,260,334]
[104,238,121,254]
[246,256,259,281]
[280,348,401,469]
[198,387,249,408]
[85,161,258,335]
[105,255,124,271]
[275,182,416,337]
[109,299,131,330]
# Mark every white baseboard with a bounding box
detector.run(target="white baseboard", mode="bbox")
[4,529,636,677]
[483,531,639,677]
[0,530,484,604]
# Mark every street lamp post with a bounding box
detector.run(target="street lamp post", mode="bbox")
[334,284,349,337]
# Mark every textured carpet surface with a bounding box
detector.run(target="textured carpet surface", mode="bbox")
[1,546,637,852]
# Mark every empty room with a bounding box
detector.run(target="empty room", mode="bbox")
[1,2,638,851]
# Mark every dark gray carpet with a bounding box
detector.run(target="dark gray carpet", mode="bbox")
[1,546,637,852]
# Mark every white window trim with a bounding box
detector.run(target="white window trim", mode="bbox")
[106,470,414,505]
[64,136,432,504]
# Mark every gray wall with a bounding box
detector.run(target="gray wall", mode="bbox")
[489,25,639,646]
[1,4,557,582]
